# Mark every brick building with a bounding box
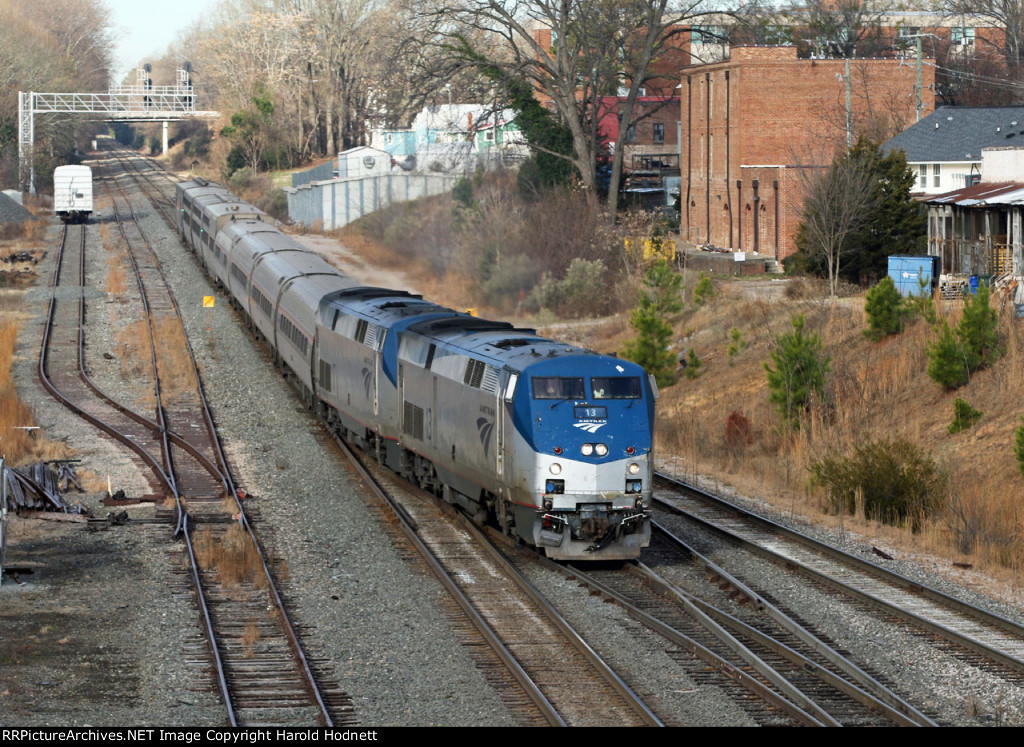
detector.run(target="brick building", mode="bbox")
[680,45,935,262]
[597,96,680,169]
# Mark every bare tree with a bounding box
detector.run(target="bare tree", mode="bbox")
[942,0,1024,69]
[423,0,712,213]
[792,0,889,58]
[794,151,875,298]
[0,0,116,185]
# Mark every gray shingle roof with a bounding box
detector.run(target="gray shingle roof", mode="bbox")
[884,106,1024,163]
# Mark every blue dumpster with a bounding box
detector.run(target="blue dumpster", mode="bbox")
[887,255,940,297]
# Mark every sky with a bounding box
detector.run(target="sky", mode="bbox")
[104,0,217,82]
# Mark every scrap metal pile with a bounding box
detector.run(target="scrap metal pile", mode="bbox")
[3,460,84,513]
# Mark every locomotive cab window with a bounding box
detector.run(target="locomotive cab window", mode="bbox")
[532,377,585,400]
[591,376,642,399]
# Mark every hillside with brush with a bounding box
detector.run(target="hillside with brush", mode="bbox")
[329,174,1024,579]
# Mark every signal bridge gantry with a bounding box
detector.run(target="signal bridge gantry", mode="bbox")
[18,66,219,193]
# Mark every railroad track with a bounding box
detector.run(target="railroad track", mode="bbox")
[104,144,663,726]
[38,149,354,726]
[653,472,1024,686]
[335,436,662,727]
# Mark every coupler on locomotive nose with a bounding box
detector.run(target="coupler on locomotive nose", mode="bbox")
[530,502,651,560]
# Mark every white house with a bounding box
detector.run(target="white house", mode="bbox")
[885,106,1024,195]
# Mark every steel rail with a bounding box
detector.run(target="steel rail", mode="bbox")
[654,472,1024,675]
[38,224,174,497]
[534,555,832,727]
[458,516,664,726]
[42,211,234,717]
[180,513,237,726]
[106,150,336,726]
[632,557,930,726]
[332,434,567,727]
[650,520,937,726]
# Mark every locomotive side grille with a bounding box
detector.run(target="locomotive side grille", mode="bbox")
[403,401,425,440]
[363,323,379,349]
[481,365,499,393]
[464,359,485,388]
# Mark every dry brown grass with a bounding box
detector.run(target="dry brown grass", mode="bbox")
[0,316,69,465]
[241,621,261,658]
[193,523,263,589]
[77,469,109,493]
[153,315,197,399]
[106,256,126,295]
[117,317,152,383]
[650,280,1024,576]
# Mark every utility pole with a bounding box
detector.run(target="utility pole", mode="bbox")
[917,35,923,122]
[901,33,937,123]
[844,58,852,149]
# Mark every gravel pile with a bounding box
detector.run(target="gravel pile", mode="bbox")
[0,192,37,225]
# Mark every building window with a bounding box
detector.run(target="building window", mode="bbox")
[952,27,975,46]
[919,164,927,190]
[692,25,726,44]
[626,125,637,143]
[653,123,665,144]
[933,164,941,189]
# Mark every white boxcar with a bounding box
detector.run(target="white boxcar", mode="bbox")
[54,165,93,223]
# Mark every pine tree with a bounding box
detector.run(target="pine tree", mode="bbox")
[622,260,683,387]
[843,139,927,281]
[926,320,969,390]
[863,276,904,341]
[764,313,830,428]
[727,326,747,366]
[959,283,1002,371]
[790,137,926,284]
[926,284,1002,390]
[948,398,983,434]
[683,348,703,379]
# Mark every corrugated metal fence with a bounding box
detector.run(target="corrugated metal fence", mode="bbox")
[286,173,461,230]
[292,161,335,188]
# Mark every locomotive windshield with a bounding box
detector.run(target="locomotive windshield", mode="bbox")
[532,376,585,399]
[591,376,642,399]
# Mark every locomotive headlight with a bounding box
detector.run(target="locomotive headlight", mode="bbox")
[549,463,562,475]
[627,463,640,475]
[581,443,594,456]
[595,443,608,456]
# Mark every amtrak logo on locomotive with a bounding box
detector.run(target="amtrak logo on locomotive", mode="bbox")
[361,367,372,399]
[476,417,494,458]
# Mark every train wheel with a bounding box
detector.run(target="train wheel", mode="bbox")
[496,498,514,537]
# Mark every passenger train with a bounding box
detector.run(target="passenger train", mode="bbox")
[175,178,654,560]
